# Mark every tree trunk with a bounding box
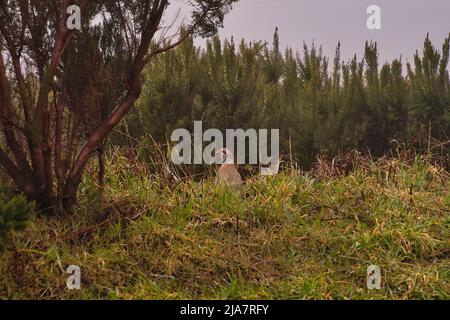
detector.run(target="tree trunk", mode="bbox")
[62,89,141,211]
[0,0,222,215]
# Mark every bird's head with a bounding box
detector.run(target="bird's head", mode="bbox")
[216,147,233,164]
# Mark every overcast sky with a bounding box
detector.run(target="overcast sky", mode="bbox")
[169,0,450,68]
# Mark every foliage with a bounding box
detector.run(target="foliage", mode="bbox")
[0,0,238,214]
[0,151,448,299]
[0,195,34,252]
[132,32,450,169]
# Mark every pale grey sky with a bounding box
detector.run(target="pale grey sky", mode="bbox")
[168,0,450,68]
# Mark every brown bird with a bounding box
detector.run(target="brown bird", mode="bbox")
[216,148,243,188]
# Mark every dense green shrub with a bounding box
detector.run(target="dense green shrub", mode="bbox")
[0,195,34,252]
[127,31,450,169]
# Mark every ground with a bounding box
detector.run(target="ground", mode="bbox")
[0,153,449,299]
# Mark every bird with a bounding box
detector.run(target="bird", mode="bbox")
[215,148,243,188]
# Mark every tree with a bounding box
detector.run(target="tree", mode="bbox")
[133,34,203,141]
[131,31,449,169]
[407,33,450,146]
[0,0,238,214]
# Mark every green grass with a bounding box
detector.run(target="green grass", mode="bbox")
[0,153,449,299]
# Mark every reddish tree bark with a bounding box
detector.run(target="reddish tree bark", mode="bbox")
[0,0,236,214]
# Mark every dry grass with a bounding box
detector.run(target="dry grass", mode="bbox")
[0,151,449,299]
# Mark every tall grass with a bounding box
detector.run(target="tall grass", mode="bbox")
[0,150,448,299]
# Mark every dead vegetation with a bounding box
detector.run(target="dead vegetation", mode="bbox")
[0,149,448,299]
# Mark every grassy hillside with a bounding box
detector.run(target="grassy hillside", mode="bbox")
[0,152,449,299]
